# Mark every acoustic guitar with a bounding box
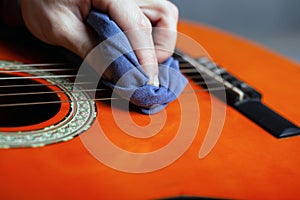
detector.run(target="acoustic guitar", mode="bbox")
[0,20,299,199]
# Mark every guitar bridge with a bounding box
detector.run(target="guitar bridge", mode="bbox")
[175,50,300,138]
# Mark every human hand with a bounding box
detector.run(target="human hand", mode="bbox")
[20,0,179,86]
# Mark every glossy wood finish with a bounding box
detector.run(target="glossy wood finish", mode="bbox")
[0,21,299,199]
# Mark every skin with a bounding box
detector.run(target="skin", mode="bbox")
[20,0,179,85]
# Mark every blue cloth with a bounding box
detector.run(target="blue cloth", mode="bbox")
[87,10,187,114]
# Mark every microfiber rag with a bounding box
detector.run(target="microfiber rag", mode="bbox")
[87,10,187,114]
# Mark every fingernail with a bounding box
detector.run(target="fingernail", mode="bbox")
[147,75,160,87]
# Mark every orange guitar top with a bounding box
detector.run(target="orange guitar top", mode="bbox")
[0,20,300,199]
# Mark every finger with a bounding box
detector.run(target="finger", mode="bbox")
[136,0,179,63]
[92,0,159,86]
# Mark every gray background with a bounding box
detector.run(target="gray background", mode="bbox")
[171,0,300,63]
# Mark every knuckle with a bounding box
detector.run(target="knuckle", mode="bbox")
[136,14,152,29]
[157,50,173,63]
[160,1,179,20]
[166,1,179,19]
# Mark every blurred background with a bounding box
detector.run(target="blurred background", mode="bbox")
[171,0,300,64]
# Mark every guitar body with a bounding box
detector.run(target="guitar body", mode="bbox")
[0,21,300,199]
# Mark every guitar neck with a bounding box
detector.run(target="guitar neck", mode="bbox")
[175,50,300,138]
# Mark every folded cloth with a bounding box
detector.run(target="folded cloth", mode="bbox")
[87,10,187,114]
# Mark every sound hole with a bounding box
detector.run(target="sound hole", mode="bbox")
[0,73,61,127]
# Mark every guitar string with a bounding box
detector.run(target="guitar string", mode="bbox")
[0,68,77,73]
[0,80,214,89]
[0,97,118,108]
[0,74,85,80]
[0,62,226,107]
[0,88,109,97]
[0,81,96,88]
[0,64,217,87]
[0,58,211,68]
[0,79,220,97]
[0,63,67,68]
[0,62,213,81]
[0,87,226,108]
[0,68,209,77]
[1,66,204,73]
